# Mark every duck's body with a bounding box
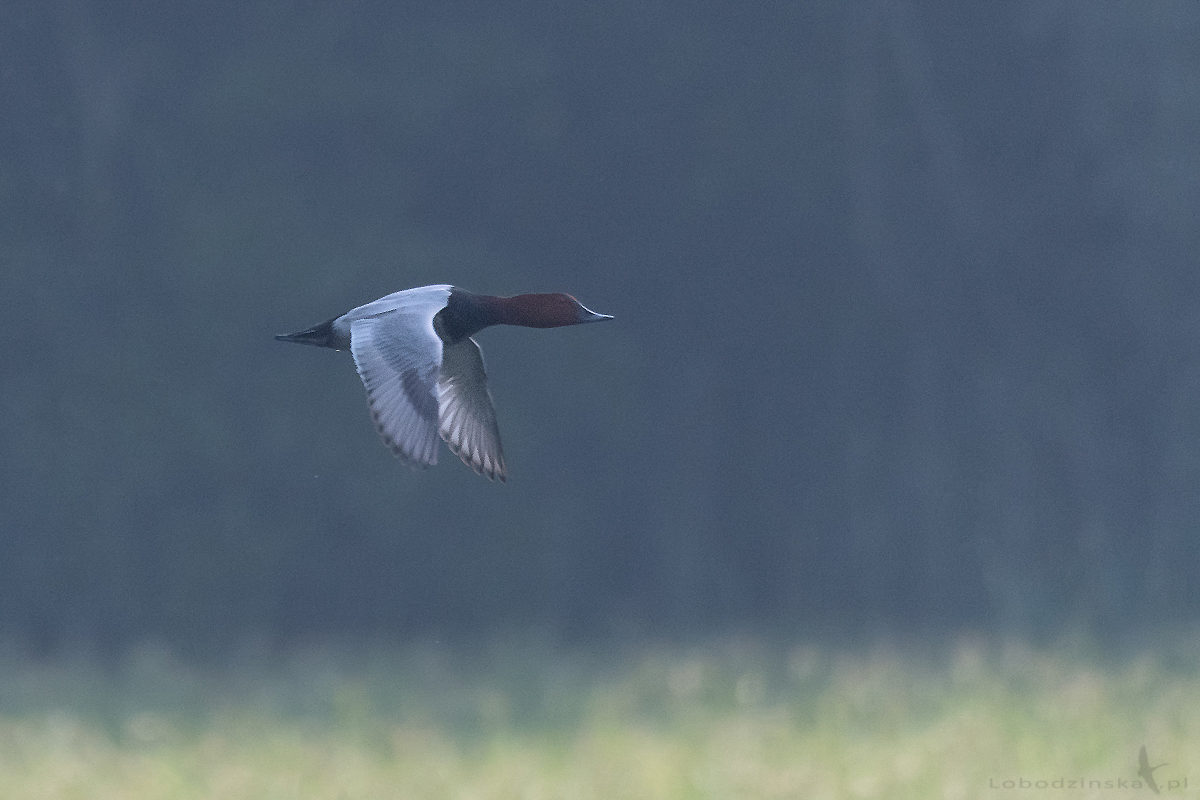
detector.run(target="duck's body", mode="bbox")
[276,285,611,481]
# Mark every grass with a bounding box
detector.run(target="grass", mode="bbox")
[0,635,1197,799]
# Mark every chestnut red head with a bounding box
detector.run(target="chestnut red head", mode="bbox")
[500,292,614,328]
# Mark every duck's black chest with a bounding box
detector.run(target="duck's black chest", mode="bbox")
[433,289,497,343]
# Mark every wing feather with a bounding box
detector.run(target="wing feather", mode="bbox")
[438,338,506,481]
[348,293,448,467]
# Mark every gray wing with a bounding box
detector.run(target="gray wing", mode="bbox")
[349,312,443,467]
[438,338,506,481]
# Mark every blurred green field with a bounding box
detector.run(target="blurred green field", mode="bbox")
[0,636,1195,799]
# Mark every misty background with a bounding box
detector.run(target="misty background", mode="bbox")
[3,2,1199,657]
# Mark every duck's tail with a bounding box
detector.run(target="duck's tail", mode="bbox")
[274,317,338,348]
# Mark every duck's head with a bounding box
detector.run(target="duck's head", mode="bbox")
[505,293,614,328]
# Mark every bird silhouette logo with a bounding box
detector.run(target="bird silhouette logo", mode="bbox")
[1139,745,1167,794]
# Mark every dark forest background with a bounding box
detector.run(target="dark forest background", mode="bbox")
[3,2,1200,655]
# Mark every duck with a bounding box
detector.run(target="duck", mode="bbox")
[276,285,612,481]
